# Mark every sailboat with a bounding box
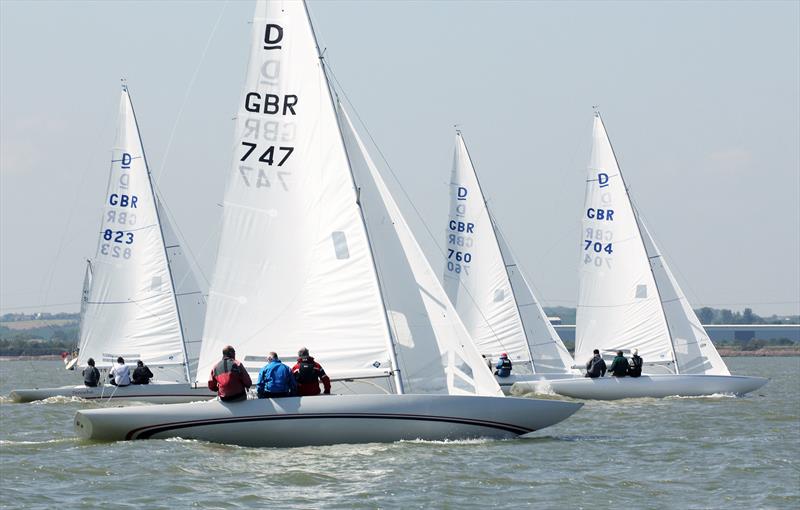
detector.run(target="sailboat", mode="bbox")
[73,0,582,446]
[545,112,768,400]
[442,132,580,394]
[10,86,216,404]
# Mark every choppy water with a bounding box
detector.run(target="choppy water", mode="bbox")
[0,357,798,509]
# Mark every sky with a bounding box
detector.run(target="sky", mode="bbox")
[1,0,798,317]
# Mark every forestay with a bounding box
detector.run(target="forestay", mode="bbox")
[442,134,532,371]
[640,222,730,375]
[158,201,207,380]
[77,88,188,376]
[196,0,393,384]
[575,114,674,370]
[339,106,502,397]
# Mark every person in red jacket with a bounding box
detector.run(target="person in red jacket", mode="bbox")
[291,347,331,396]
[208,345,252,402]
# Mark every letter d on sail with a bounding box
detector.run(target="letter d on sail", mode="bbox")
[264,24,283,50]
[457,186,468,200]
[598,172,609,188]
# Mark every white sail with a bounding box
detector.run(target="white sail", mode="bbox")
[575,114,675,371]
[158,200,207,380]
[442,134,532,371]
[196,0,393,384]
[339,106,502,397]
[77,88,189,376]
[640,221,730,375]
[494,227,576,374]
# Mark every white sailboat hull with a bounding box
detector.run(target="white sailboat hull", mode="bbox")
[9,383,216,404]
[513,374,768,400]
[74,394,583,447]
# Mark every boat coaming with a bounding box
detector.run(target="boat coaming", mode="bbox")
[74,394,583,447]
[514,374,769,400]
[9,383,216,404]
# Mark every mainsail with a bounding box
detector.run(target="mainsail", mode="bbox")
[576,113,730,376]
[196,0,394,384]
[443,133,575,375]
[77,87,190,381]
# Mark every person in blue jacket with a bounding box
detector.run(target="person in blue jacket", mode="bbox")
[256,352,297,398]
[494,353,513,377]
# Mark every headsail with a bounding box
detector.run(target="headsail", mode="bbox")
[442,134,532,371]
[575,114,675,371]
[77,88,189,379]
[494,227,577,374]
[640,221,730,375]
[339,106,502,397]
[196,0,394,384]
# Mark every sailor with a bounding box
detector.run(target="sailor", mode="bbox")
[208,345,252,402]
[608,350,630,377]
[585,349,607,378]
[256,352,297,398]
[83,358,100,387]
[628,348,643,377]
[108,356,131,386]
[292,347,331,396]
[494,353,513,377]
[131,360,154,385]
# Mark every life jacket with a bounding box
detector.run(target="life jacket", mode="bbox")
[296,358,318,383]
[629,355,643,377]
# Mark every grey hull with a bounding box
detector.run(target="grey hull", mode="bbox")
[514,374,769,400]
[74,394,583,447]
[9,383,216,404]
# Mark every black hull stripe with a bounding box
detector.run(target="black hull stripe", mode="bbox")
[126,413,534,440]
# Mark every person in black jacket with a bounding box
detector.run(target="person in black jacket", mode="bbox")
[83,358,100,387]
[628,348,643,377]
[131,360,154,385]
[585,349,607,378]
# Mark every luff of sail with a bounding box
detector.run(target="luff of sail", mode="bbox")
[443,134,532,371]
[196,0,394,384]
[339,106,503,397]
[575,114,675,371]
[77,88,189,379]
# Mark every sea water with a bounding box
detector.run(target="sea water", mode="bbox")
[0,357,797,509]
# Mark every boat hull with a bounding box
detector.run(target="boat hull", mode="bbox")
[9,383,216,404]
[74,394,583,447]
[514,374,769,400]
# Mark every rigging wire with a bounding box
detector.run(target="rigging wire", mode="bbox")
[155,0,229,187]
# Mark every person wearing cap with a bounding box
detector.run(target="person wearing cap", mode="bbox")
[291,347,331,396]
[608,350,630,377]
[256,352,297,398]
[494,353,513,378]
[208,345,252,402]
[131,360,154,385]
[585,349,607,378]
[628,348,643,377]
[83,358,100,387]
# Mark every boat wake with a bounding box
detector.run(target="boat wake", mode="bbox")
[30,395,91,405]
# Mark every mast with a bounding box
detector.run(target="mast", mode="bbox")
[125,84,193,384]
[303,1,404,394]
[595,112,680,374]
[456,131,536,372]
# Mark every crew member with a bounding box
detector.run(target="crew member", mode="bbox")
[208,345,252,402]
[292,347,331,396]
[494,353,513,377]
[628,348,643,377]
[585,349,607,378]
[256,352,296,398]
[109,356,131,386]
[608,350,630,377]
[83,358,100,387]
[131,360,154,385]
